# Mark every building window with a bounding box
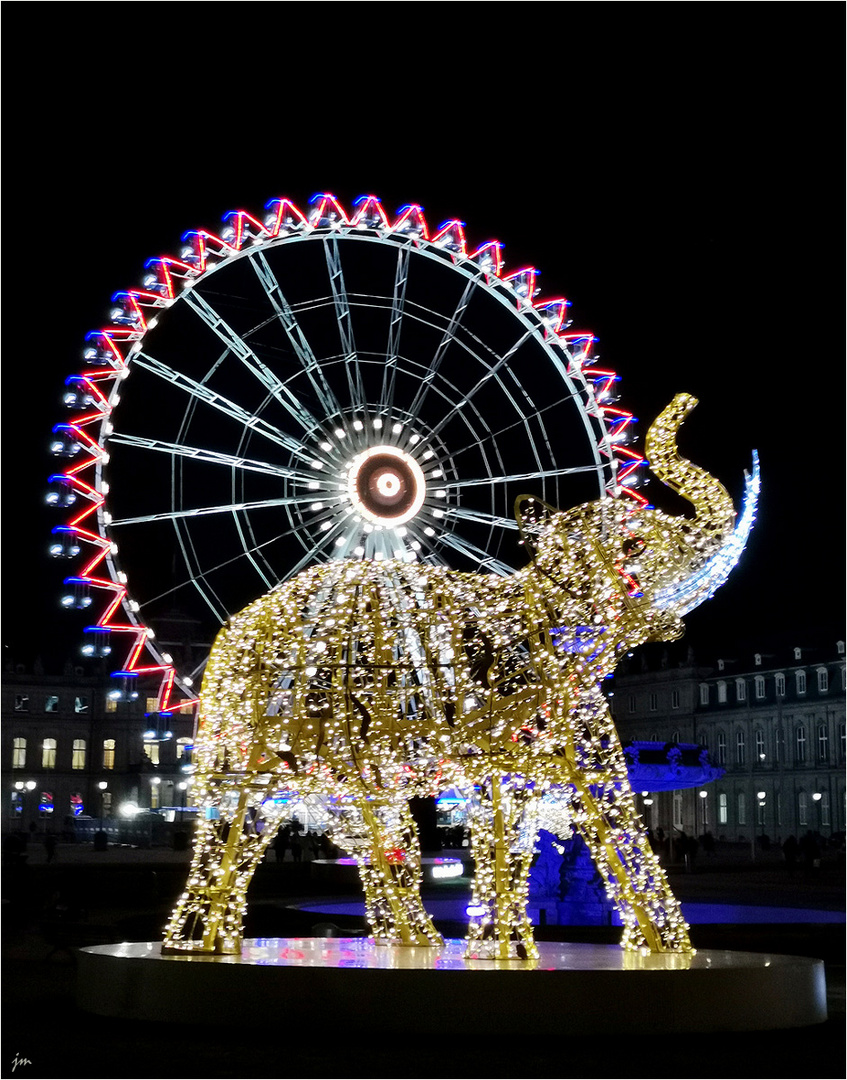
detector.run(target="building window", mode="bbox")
[671,689,680,710]
[796,671,806,695]
[754,675,765,700]
[176,738,193,763]
[14,695,29,712]
[699,684,709,706]
[671,730,680,744]
[627,694,636,713]
[817,668,828,693]
[820,792,831,827]
[775,673,785,697]
[774,727,784,763]
[796,726,807,763]
[798,791,808,826]
[150,783,160,811]
[39,792,54,818]
[755,729,765,761]
[672,792,683,829]
[12,738,26,769]
[737,793,746,825]
[101,791,113,817]
[70,793,84,817]
[717,732,727,765]
[42,739,57,770]
[45,695,59,713]
[736,680,746,703]
[794,647,802,661]
[735,730,746,766]
[72,739,86,770]
[74,696,89,714]
[840,723,846,763]
[754,653,762,666]
[649,693,657,712]
[102,739,116,770]
[143,741,160,765]
[776,792,783,826]
[717,681,727,704]
[106,697,117,713]
[718,792,728,825]
[818,725,829,761]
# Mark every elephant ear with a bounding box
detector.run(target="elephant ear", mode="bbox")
[514,495,559,559]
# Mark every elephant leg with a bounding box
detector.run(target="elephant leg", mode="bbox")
[569,774,691,953]
[163,775,274,955]
[327,798,443,947]
[464,777,538,961]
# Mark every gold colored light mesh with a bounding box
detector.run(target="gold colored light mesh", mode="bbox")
[164,395,740,958]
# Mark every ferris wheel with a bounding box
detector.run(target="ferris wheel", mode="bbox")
[48,192,646,711]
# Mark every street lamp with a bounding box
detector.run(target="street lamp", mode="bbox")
[757,791,766,841]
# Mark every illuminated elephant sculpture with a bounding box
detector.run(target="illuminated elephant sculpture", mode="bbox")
[164,394,759,958]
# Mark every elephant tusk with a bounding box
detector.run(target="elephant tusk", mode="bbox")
[654,451,760,615]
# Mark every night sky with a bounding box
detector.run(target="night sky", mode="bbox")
[3,8,843,673]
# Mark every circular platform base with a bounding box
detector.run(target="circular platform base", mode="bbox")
[77,938,826,1033]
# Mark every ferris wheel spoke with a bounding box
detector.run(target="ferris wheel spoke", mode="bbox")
[322,236,367,412]
[444,464,601,490]
[425,325,541,442]
[380,246,410,417]
[406,275,478,421]
[108,494,322,528]
[106,433,313,483]
[132,349,314,464]
[180,289,323,437]
[441,506,520,531]
[434,530,515,576]
[247,250,343,420]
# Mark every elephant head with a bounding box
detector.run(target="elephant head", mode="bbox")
[516,393,760,658]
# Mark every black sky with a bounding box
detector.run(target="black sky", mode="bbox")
[3,7,843,670]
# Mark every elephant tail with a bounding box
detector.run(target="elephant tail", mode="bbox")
[644,394,736,539]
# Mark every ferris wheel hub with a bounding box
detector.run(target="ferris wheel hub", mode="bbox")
[346,445,426,526]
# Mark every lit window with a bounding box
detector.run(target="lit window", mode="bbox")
[72,739,86,770]
[74,696,89,714]
[39,792,54,817]
[717,681,727,704]
[754,675,765,700]
[796,671,806,695]
[103,739,115,770]
[775,673,785,696]
[176,738,193,763]
[796,726,807,763]
[144,741,160,765]
[12,738,26,769]
[718,792,728,825]
[45,695,59,713]
[42,739,57,769]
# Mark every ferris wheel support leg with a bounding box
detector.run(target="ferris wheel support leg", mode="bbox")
[567,772,692,954]
[327,798,443,947]
[162,774,273,955]
[464,777,538,961]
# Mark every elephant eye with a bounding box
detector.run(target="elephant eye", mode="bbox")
[621,536,646,557]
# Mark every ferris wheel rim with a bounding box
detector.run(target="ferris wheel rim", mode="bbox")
[49,193,646,710]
